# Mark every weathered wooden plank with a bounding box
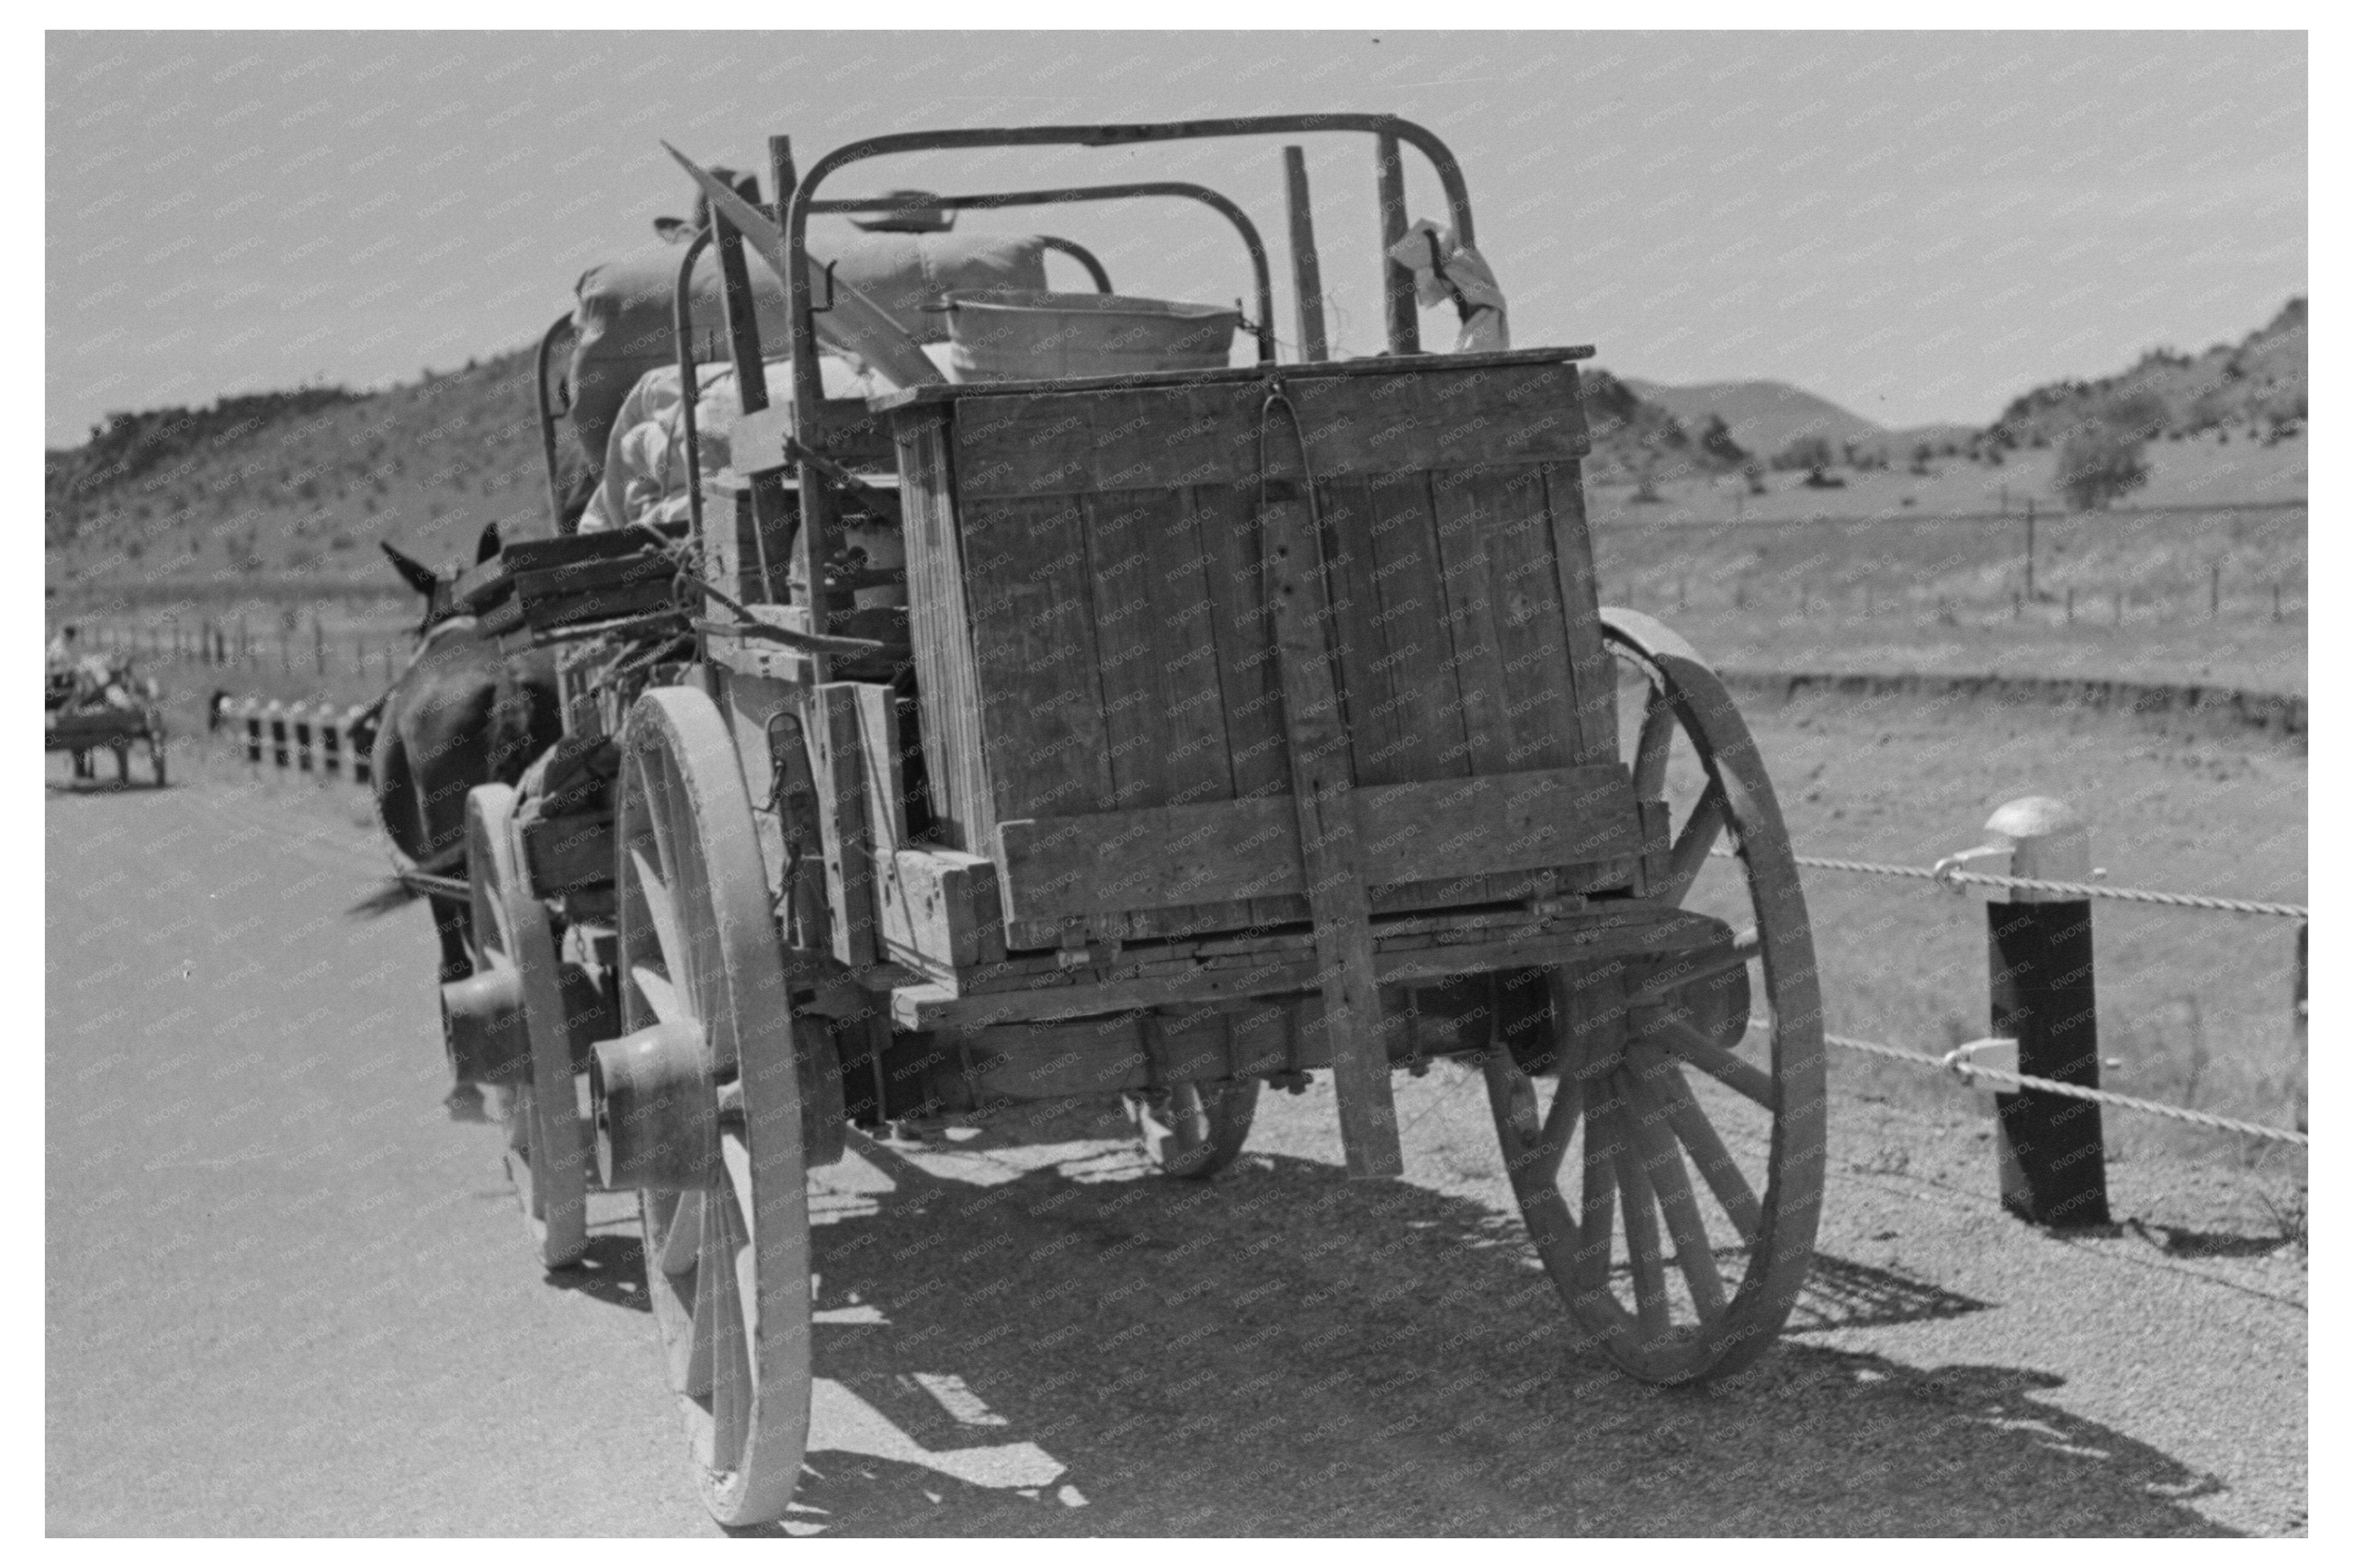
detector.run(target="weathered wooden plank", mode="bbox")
[1543,459,1618,762]
[894,412,987,850]
[850,682,909,850]
[879,847,1006,977]
[995,762,1641,921]
[1078,485,1257,938]
[946,360,1591,499]
[1257,456,1399,1180]
[875,344,1595,409]
[1183,480,1308,932]
[1316,476,1409,787]
[1427,467,1519,775]
[1469,466,1583,767]
[519,813,614,895]
[1361,469,1470,781]
[964,495,1119,832]
[814,682,877,967]
[890,907,1723,1031]
[936,987,1504,1106]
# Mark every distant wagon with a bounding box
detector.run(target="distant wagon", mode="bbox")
[416,113,1825,1527]
[47,648,166,787]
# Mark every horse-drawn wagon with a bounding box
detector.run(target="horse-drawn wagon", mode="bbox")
[399,113,1825,1527]
[47,647,167,787]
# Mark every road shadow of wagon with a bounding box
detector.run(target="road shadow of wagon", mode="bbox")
[625,1140,2236,1538]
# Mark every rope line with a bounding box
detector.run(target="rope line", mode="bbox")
[1712,845,2306,919]
[1820,1028,2309,1146]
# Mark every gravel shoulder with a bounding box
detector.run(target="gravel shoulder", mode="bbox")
[46,735,2304,1536]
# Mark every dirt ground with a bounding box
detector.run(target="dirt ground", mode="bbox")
[47,697,2305,1535]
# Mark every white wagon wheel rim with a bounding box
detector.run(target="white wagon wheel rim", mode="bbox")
[1484,608,1825,1385]
[480,788,593,1268]
[618,686,811,1528]
[466,786,590,1268]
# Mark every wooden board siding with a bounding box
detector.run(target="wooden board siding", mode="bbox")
[889,357,1626,951]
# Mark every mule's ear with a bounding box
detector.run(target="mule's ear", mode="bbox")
[380,542,438,597]
[476,522,502,564]
[653,217,691,244]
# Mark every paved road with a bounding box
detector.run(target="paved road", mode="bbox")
[47,763,2306,1535]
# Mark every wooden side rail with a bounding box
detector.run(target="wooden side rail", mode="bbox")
[889,905,1725,1031]
[996,764,1644,924]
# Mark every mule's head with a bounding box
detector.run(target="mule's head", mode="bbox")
[381,523,502,639]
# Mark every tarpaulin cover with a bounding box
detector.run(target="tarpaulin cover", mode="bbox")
[566,234,1048,464]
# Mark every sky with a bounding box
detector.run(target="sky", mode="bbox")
[44,30,2306,448]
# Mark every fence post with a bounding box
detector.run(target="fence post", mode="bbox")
[347,706,375,787]
[294,704,315,773]
[1982,796,2110,1228]
[266,701,288,769]
[243,701,263,765]
[2293,921,2307,1134]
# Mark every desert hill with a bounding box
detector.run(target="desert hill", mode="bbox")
[1990,297,2306,446]
[44,347,584,600]
[42,298,2306,602]
[1623,378,1882,465]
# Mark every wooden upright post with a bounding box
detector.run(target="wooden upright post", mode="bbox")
[1258,400,1400,1179]
[1281,146,1328,363]
[772,132,831,637]
[711,172,786,605]
[1982,796,2109,1228]
[1374,132,1419,355]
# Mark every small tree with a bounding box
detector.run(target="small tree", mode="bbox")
[1774,434,1833,474]
[2055,426,2149,510]
[1698,414,1746,468]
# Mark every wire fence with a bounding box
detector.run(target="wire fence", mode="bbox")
[1741,846,2309,920]
[1732,836,2309,1149]
[1819,1028,2308,1147]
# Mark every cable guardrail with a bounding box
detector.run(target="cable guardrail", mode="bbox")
[1818,1028,2309,1147]
[1715,844,2307,920]
[1714,795,2308,1215]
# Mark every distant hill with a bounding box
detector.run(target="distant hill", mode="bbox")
[45,348,586,600]
[1623,378,1884,465]
[43,296,2306,601]
[1988,297,2306,447]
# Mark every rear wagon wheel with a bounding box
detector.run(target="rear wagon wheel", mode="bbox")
[1485,608,1825,1384]
[466,785,590,1270]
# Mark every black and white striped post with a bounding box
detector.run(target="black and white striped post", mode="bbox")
[1981,797,2110,1228]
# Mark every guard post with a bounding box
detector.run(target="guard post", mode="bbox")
[1982,796,2110,1227]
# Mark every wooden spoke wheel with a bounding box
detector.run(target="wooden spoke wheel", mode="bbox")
[1125,1076,1260,1178]
[613,686,810,1529]
[1484,608,1825,1385]
[465,785,590,1270]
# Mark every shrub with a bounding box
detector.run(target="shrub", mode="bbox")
[2055,425,2150,510]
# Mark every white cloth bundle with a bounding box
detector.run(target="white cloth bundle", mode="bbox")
[578,348,954,533]
[1384,220,1510,353]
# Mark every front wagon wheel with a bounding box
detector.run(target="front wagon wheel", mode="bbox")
[1484,608,1825,1384]
[614,686,812,1529]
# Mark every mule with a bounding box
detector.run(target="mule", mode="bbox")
[371,524,562,989]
